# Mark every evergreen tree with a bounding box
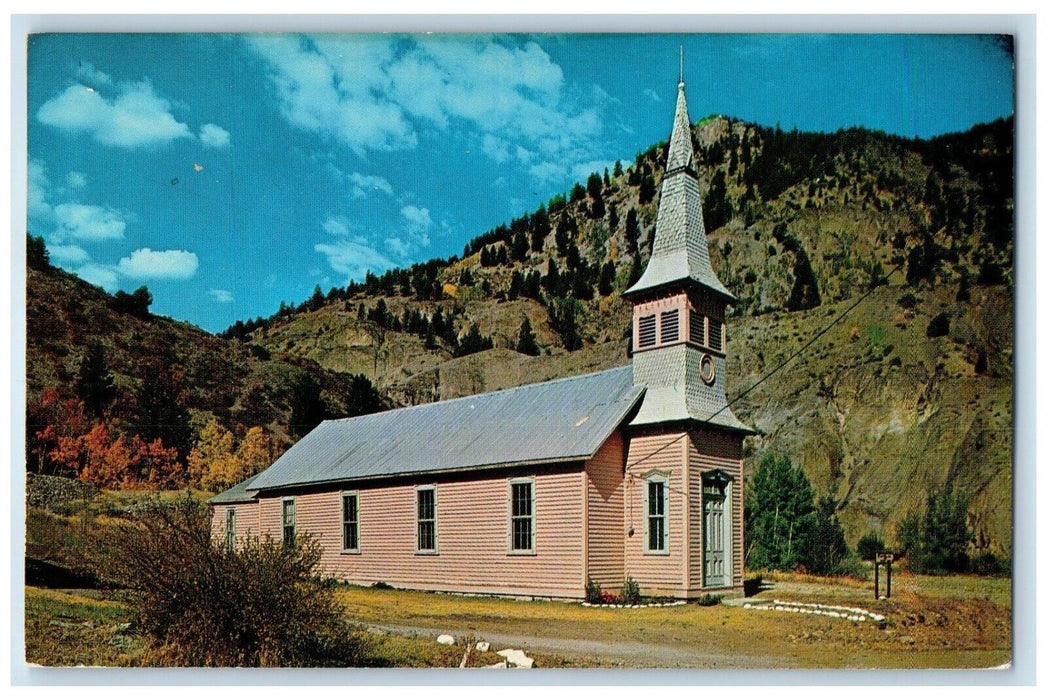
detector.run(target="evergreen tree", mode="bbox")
[612,160,623,179]
[134,355,193,463]
[786,249,821,311]
[624,208,640,254]
[638,172,656,204]
[27,234,49,270]
[342,374,383,418]
[289,372,325,438]
[530,204,551,253]
[547,297,583,351]
[598,261,616,296]
[511,230,530,262]
[75,340,116,419]
[800,496,850,575]
[516,317,540,356]
[308,285,324,311]
[570,182,586,203]
[745,453,816,571]
[454,323,493,357]
[608,202,619,232]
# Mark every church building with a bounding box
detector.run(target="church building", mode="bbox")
[211,75,754,599]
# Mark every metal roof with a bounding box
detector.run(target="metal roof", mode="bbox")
[247,366,644,492]
[209,473,262,504]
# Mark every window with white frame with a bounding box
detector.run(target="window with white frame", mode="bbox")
[225,508,236,552]
[509,479,535,553]
[282,498,296,547]
[416,486,437,553]
[342,492,359,552]
[646,477,668,553]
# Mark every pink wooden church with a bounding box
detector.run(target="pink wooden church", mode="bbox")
[211,75,753,599]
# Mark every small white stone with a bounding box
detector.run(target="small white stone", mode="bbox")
[476,641,490,652]
[436,634,455,646]
[485,661,507,668]
[497,649,534,668]
[581,602,590,607]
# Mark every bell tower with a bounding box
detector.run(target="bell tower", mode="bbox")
[620,69,752,598]
[623,75,748,433]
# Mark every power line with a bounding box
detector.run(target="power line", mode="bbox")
[623,263,903,483]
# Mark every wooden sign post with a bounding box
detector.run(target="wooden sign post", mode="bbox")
[874,551,894,599]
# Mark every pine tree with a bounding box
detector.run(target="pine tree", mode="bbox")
[27,233,49,270]
[75,341,116,419]
[289,372,325,438]
[598,261,616,296]
[800,496,850,575]
[134,355,192,463]
[516,317,540,356]
[745,453,816,571]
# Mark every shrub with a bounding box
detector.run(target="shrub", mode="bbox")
[926,312,951,338]
[621,576,642,605]
[833,555,868,581]
[585,577,602,604]
[102,496,366,666]
[695,594,723,607]
[897,292,921,309]
[856,532,886,561]
[371,581,394,590]
[971,551,1010,576]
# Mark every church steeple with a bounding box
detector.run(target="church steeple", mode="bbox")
[624,77,734,302]
[625,73,751,434]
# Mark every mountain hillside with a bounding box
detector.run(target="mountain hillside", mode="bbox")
[27,114,1014,554]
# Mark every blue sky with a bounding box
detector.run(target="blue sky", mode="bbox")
[26,33,1014,333]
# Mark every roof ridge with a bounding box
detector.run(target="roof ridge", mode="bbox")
[326,364,632,424]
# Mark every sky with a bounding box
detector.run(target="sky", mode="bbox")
[25,33,1015,333]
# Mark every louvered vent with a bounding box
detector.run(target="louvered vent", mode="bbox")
[689,309,704,345]
[660,309,680,342]
[638,314,657,348]
[709,319,723,351]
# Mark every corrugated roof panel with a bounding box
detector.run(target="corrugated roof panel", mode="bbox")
[249,365,644,491]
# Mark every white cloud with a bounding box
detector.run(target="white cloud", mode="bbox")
[117,248,199,279]
[37,80,192,148]
[643,88,661,103]
[76,262,119,291]
[400,204,431,232]
[246,35,415,155]
[571,160,617,186]
[322,215,351,237]
[246,35,608,181]
[76,61,112,88]
[481,134,510,163]
[315,238,397,282]
[199,123,230,149]
[52,203,127,242]
[48,244,90,266]
[348,172,393,199]
[383,236,411,259]
[208,288,234,303]
[67,171,87,188]
[28,160,52,221]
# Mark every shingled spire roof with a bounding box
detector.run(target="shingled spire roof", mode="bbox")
[624,77,735,302]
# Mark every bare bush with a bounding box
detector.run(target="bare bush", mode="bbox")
[102,496,366,667]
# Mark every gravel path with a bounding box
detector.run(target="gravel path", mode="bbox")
[366,622,779,668]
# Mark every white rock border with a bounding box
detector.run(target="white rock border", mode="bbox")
[581,600,688,608]
[741,599,886,623]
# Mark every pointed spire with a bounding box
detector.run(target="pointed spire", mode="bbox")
[665,75,695,174]
[624,71,734,302]
[679,45,684,86]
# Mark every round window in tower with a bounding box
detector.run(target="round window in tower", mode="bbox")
[699,353,716,385]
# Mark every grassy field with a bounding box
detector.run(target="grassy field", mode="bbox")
[332,572,1011,669]
[25,569,1010,669]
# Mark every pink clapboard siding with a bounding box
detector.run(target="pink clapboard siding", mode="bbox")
[210,500,260,549]
[585,431,626,591]
[255,462,588,599]
[687,427,744,591]
[623,430,688,597]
